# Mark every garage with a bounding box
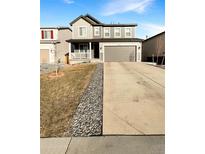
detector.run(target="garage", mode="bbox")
[104,46,136,62]
[40,49,49,63]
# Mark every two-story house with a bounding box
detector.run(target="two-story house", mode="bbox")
[40,27,72,64]
[66,14,143,63]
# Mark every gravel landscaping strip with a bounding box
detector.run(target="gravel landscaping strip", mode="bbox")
[70,63,103,136]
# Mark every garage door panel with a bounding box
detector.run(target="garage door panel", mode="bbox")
[40,49,49,63]
[104,46,136,62]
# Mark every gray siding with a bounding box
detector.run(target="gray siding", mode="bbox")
[72,18,93,39]
[110,27,114,38]
[121,27,125,38]
[56,29,72,63]
[70,16,136,39]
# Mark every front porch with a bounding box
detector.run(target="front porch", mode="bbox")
[70,42,100,61]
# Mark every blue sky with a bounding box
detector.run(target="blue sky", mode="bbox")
[40,0,165,39]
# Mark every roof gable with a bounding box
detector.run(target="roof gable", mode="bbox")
[70,14,102,26]
[84,14,102,24]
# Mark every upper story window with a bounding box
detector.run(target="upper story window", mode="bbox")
[104,27,110,38]
[94,27,100,36]
[125,27,132,37]
[41,30,53,39]
[114,27,121,37]
[79,26,87,37]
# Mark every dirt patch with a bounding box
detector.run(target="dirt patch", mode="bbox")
[40,63,96,137]
[48,72,65,79]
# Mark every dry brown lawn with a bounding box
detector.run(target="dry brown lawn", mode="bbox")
[40,63,96,137]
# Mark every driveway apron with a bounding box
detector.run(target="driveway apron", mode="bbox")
[103,62,165,135]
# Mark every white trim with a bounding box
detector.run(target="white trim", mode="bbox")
[89,42,92,59]
[137,42,142,62]
[114,27,121,38]
[101,42,139,46]
[68,42,72,60]
[103,44,105,62]
[94,27,100,36]
[125,27,132,38]
[104,27,110,38]
[78,26,87,37]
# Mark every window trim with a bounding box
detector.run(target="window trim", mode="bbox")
[94,27,100,36]
[114,27,121,38]
[125,27,132,38]
[78,26,87,37]
[104,27,110,38]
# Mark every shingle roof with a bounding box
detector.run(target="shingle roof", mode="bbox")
[99,24,137,27]
[69,14,137,27]
[40,26,72,31]
[143,31,165,42]
[84,14,103,24]
[66,38,143,43]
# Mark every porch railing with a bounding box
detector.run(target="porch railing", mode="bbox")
[70,50,94,59]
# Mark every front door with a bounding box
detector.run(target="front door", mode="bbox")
[93,43,99,58]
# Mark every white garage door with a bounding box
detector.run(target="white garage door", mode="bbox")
[104,46,136,62]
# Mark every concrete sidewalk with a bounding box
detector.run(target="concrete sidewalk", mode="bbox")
[41,136,165,154]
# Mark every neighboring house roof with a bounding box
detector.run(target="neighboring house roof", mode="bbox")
[70,14,137,27]
[66,38,144,43]
[40,26,72,31]
[143,31,165,42]
[40,40,60,44]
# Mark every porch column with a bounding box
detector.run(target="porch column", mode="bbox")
[68,42,71,60]
[89,42,92,59]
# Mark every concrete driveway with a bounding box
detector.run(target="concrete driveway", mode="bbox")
[103,62,165,135]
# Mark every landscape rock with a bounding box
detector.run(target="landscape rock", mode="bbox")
[70,63,103,136]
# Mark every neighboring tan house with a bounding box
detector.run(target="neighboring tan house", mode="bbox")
[66,14,143,63]
[40,27,72,64]
[142,31,165,65]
